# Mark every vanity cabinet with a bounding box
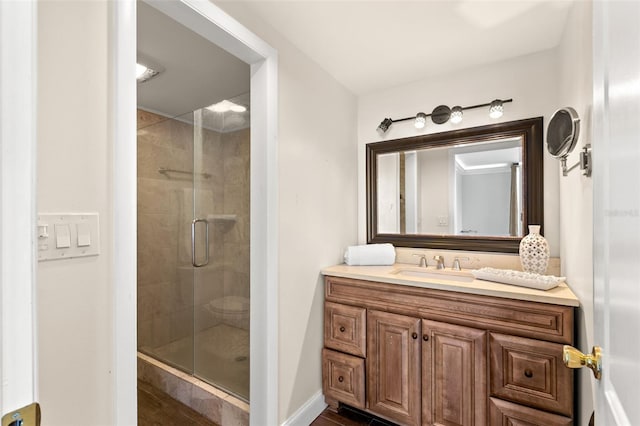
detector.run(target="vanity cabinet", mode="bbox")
[322,275,575,426]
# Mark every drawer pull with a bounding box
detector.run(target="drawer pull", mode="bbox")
[339,326,346,332]
[423,334,429,341]
[338,376,344,383]
[412,332,418,339]
[524,369,533,378]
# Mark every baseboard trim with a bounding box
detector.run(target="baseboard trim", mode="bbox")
[281,390,327,426]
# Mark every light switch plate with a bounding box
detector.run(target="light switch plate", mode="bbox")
[37,213,100,261]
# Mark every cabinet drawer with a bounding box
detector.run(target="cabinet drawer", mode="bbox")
[324,301,366,357]
[489,398,572,426]
[490,333,573,417]
[322,349,365,409]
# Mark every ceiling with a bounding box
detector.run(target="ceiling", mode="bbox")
[137,1,250,119]
[138,1,573,117]
[220,0,573,95]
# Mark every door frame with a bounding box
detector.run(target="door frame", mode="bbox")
[113,1,279,424]
[0,0,38,416]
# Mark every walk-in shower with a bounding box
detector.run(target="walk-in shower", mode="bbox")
[137,97,250,402]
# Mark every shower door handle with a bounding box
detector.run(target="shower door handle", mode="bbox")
[191,218,209,267]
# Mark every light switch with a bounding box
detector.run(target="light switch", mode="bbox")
[38,213,100,261]
[37,222,49,239]
[55,224,71,248]
[77,223,91,247]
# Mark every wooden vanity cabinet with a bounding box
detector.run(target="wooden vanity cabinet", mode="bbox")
[322,276,575,426]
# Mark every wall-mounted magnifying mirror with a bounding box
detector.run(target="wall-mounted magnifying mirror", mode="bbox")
[547,107,591,177]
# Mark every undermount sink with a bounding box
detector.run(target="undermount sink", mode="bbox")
[391,267,475,283]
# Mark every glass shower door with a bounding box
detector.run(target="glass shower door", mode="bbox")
[137,99,250,401]
[137,109,196,375]
[191,105,250,401]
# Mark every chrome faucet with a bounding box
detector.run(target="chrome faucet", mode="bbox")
[413,254,428,268]
[451,256,469,271]
[433,255,445,270]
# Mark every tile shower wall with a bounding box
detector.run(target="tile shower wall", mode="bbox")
[137,109,250,353]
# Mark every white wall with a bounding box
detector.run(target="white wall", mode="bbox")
[358,50,561,256]
[556,2,594,424]
[212,3,359,423]
[37,2,113,424]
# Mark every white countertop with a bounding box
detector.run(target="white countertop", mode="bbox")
[321,263,580,307]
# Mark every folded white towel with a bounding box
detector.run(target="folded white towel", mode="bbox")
[344,243,396,266]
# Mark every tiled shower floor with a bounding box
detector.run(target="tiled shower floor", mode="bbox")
[144,324,249,400]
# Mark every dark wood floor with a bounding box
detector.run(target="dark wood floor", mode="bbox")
[138,379,395,426]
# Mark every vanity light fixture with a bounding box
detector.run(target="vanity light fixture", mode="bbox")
[375,98,513,133]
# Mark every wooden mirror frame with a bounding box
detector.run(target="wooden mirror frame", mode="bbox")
[367,117,544,253]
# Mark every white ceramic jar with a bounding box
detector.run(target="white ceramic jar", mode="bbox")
[519,225,550,275]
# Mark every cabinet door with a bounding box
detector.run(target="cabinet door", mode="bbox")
[422,320,487,426]
[367,310,421,426]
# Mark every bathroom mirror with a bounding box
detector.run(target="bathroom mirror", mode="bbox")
[367,117,544,253]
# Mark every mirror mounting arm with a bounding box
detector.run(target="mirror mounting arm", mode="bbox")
[560,144,592,177]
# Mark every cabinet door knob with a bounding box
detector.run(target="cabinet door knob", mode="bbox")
[423,334,429,341]
[524,369,533,378]
[339,326,345,332]
[338,376,344,383]
[412,332,418,339]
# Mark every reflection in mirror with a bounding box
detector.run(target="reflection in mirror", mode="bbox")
[377,138,523,237]
[367,118,543,253]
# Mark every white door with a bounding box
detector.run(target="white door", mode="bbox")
[592,1,640,424]
[0,0,38,420]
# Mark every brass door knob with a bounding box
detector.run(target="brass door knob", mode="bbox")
[563,345,602,380]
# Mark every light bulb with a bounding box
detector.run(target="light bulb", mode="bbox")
[450,106,463,124]
[207,100,247,113]
[414,112,427,129]
[136,63,148,79]
[489,100,504,119]
[230,104,247,113]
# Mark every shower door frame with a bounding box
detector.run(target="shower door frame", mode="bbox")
[113,1,279,424]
